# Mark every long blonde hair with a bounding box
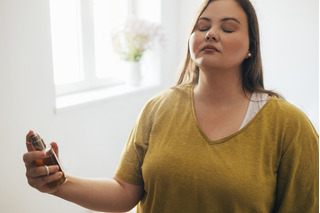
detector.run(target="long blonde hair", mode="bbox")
[177,0,282,98]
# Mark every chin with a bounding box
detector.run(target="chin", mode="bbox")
[198,61,222,70]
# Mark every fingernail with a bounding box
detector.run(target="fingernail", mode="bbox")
[55,165,60,172]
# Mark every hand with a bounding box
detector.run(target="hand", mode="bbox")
[23,130,63,194]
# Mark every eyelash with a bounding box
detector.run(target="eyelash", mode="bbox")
[223,29,233,33]
[199,27,233,33]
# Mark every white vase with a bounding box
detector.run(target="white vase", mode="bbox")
[126,61,141,86]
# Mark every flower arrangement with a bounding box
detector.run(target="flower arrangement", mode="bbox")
[112,16,165,62]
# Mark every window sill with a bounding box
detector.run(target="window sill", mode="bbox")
[55,82,161,113]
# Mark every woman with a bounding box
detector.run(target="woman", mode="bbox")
[23,0,318,212]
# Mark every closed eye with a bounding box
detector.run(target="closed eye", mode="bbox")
[223,29,234,33]
[196,18,211,32]
[199,28,210,32]
[221,21,238,33]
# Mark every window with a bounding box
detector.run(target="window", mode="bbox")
[50,0,162,96]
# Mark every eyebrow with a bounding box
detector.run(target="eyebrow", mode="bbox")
[221,17,241,24]
[198,17,241,24]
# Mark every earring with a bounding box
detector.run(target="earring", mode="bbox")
[248,52,252,58]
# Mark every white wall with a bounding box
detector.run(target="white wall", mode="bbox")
[254,0,319,131]
[0,0,318,213]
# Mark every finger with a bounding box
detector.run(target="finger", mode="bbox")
[26,130,35,152]
[41,172,63,184]
[50,142,59,158]
[26,165,60,178]
[23,151,46,166]
[28,172,63,190]
[26,142,35,152]
[26,130,35,142]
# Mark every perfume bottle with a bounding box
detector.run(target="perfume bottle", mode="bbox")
[30,133,67,188]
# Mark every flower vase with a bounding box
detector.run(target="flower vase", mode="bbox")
[126,61,142,86]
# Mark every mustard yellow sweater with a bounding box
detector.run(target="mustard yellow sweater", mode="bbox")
[116,84,319,213]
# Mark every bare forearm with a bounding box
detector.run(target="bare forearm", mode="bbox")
[23,133,143,212]
[52,175,139,212]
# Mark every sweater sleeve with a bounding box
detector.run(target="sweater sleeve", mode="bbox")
[274,108,319,213]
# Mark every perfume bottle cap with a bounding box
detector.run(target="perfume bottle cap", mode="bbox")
[30,133,46,151]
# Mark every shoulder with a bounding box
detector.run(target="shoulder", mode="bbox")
[142,84,192,113]
[264,97,312,125]
[131,84,192,135]
[150,84,191,104]
[264,97,318,147]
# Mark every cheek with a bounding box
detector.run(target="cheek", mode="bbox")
[189,33,202,60]
[223,35,249,58]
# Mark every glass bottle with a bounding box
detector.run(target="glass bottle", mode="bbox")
[30,133,67,188]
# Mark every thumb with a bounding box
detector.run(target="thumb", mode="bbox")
[50,142,59,158]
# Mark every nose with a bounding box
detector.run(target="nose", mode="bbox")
[205,30,218,42]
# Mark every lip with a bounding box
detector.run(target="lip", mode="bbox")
[202,44,220,52]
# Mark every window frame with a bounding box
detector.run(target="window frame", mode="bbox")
[51,0,162,97]
[52,0,133,96]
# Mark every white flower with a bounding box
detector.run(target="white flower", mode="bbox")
[112,16,165,62]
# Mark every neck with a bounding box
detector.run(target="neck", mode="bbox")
[194,68,250,107]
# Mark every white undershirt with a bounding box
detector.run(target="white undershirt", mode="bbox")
[239,93,269,130]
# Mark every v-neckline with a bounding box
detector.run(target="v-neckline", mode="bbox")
[189,84,272,145]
